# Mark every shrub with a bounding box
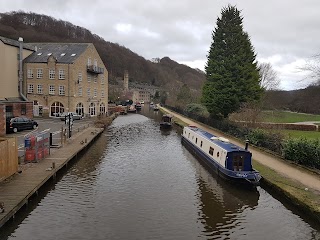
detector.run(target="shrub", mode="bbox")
[282,138,320,169]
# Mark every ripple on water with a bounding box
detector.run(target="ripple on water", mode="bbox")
[3,114,319,240]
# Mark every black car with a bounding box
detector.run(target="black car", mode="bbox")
[6,117,38,133]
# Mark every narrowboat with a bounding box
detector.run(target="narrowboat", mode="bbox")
[160,114,173,129]
[181,126,261,186]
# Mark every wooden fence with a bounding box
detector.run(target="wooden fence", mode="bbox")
[0,137,18,182]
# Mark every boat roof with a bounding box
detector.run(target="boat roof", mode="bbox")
[186,126,248,152]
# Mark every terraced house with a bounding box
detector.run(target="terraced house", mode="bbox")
[23,43,108,117]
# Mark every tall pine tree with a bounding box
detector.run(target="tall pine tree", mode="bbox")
[202,5,263,118]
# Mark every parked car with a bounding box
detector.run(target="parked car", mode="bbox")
[59,112,83,121]
[6,116,38,133]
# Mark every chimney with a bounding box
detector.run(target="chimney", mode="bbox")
[245,140,249,150]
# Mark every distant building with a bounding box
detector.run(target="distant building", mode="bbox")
[23,43,108,117]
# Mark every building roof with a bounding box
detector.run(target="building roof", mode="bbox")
[23,43,90,64]
[0,36,35,51]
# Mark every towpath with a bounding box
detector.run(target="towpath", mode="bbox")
[162,107,320,193]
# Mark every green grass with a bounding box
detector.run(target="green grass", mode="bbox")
[280,129,320,139]
[261,111,320,123]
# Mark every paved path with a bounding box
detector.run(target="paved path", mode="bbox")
[163,107,320,192]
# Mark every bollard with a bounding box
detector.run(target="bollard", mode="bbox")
[49,133,53,146]
[52,162,56,169]
[85,138,87,143]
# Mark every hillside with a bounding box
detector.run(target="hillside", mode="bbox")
[0,11,205,105]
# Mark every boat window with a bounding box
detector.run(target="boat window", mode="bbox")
[209,147,214,156]
[188,133,190,138]
[200,141,203,147]
[195,138,198,144]
[217,152,220,157]
[233,154,244,171]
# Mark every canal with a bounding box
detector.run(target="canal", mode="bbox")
[1,107,319,240]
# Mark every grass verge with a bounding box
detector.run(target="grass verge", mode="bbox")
[253,160,320,224]
[261,110,320,123]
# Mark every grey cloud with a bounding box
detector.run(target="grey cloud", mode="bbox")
[1,0,320,89]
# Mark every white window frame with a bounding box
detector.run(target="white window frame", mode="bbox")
[87,74,91,83]
[37,84,43,94]
[59,69,65,80]
[37,68,43,79]
[78,73,82,84]
[87,58,92,66]
[78,87,82,97]
[94,88,97,97]
[27,84,34,93]
[49,69,55,79]
[94,76,97,83]
[101,90,104,98]
[100,75,104,85]
[59,85,65,95]
[27,69,33,79]
[87,88,91,97]
[49,85,55,95]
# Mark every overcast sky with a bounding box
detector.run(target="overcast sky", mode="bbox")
[1,0,319,90]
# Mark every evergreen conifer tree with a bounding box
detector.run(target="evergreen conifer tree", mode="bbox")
[202,5,263,118]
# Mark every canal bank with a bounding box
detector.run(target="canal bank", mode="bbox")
[160,106,320,224]
[0,125,105,228]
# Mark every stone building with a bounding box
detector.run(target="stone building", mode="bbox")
[23,43,108,117]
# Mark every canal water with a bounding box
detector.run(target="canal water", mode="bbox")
[1,107,320,240]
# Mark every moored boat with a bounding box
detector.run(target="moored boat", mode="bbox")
[181,126,261,187]
[160,114,173,129]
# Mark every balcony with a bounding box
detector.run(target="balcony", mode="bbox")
[87,65,104,74]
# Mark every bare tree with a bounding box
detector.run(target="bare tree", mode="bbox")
[300,55,320,86]
[258,62,280,90]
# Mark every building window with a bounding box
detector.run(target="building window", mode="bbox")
[88,57,91,65]
[101,75,104,85]
[27,69,33,78]
[27,84,34,93]
[78,87,82,96]
[99,103,105,115]
[94,76,97,83]
[59,85,65,95]
[101,90,104,98]
[78,73,82,84]
[87,74,91,83]
[49,85,55,95]
[87,88,91,97]
[21,104,26,115]
[50,101,64,117]
[59,69,65,80]
[76,102,84,116]
[37,69,43,79]
[49,69,55,79]
[37,84,43,94]
[94,88,97,97]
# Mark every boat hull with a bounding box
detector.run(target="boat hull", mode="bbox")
[181,136,261,187]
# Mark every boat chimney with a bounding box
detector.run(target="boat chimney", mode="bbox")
[245,140,249,150]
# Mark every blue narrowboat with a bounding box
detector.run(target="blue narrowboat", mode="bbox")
[181,126,261,186]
